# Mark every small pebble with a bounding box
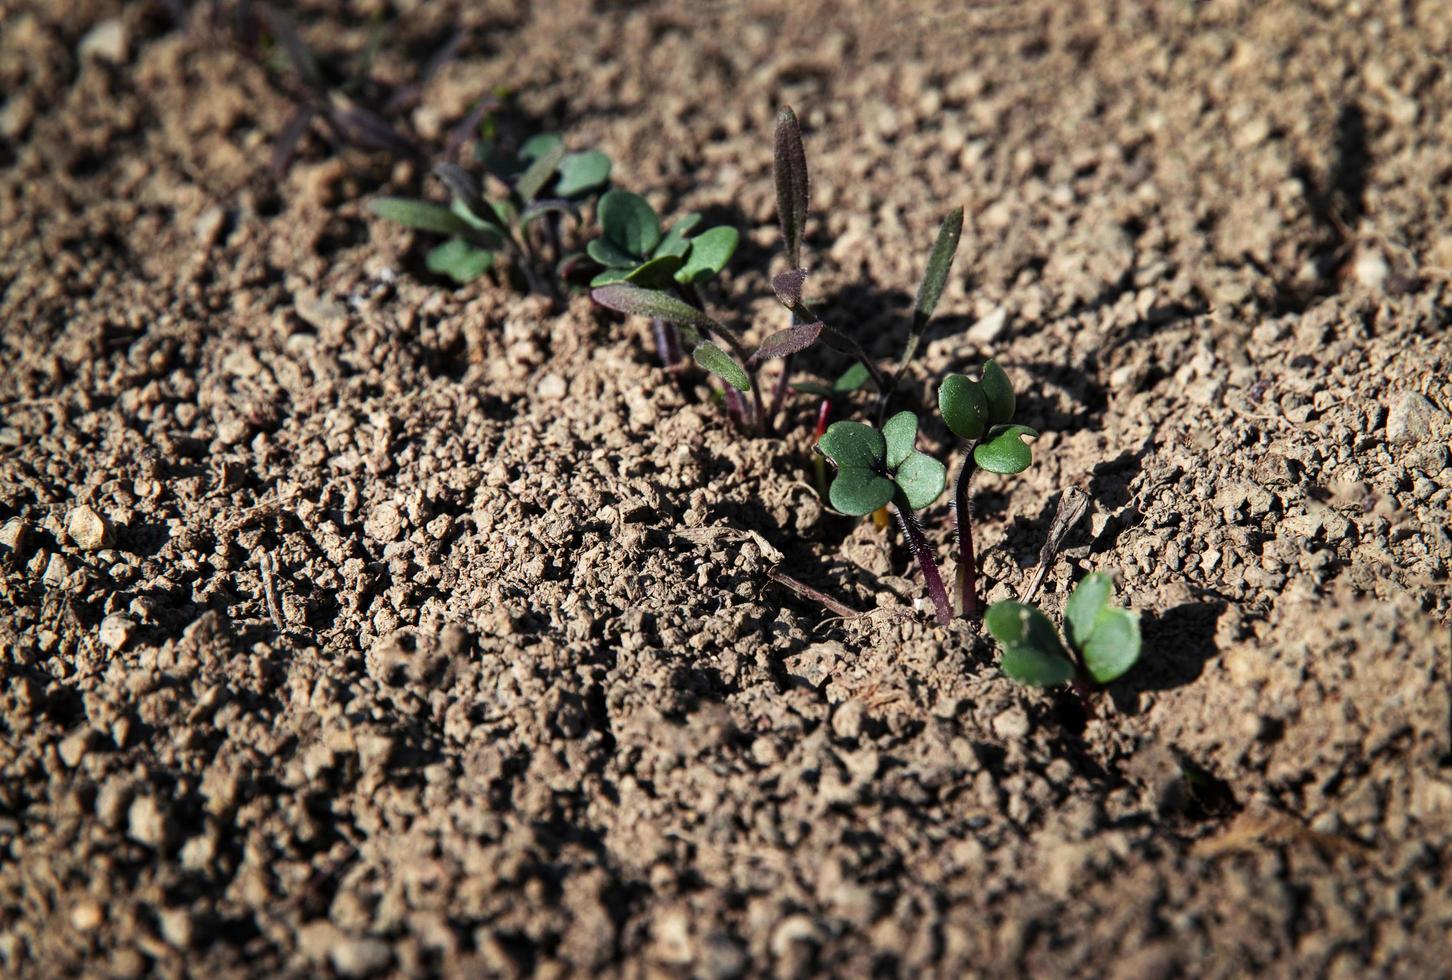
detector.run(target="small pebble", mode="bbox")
[98,615,135,651]
[78,19,127,63]
[70,900,104,932]
[831,700,867,741]
[1386,391,1441,445]
[68,505,113,550]
[364,501,404,542]
[127,796,170,848]
[330,937,394,977]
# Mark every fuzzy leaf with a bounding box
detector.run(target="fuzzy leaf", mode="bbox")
[518,133,564,161]
[599,190,661,256]
[939,374,990,441]
[589,268,631,287]
[654,213,702,258]
[834,362,872,394]
[882,411,919,470]
[774,106,809,268]
[973,424,1037,475]
[1081,608,1142,684]
[587,237,639,269]
[981,360,1016,424]
[622,254,684,289]
[434,162,483,215]
[425,239,494,284]
[692,341,750,392]
[985,601,1074,687]
[515,140,567,203]
[772,268,808,308]
[590,284,716,344]
[370,198,474,237]
[1064,573,1113,651]
[818,421,885,470]
[828,467,895,516]
[448,199,507,246]
[555,149,611,197]
[913,207,964,330]
[676,226,739,284]
[752,321,822,361]
[893,451,946,510]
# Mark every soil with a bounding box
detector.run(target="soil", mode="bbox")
[2,0,1451,976]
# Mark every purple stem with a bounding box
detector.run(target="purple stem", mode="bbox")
[953,446,980,622]
[892,503,953,626]
[766,353,794,433]
[724,386,748,427]
[652,318,684,370]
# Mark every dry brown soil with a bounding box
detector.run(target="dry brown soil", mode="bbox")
[3,0,1451,976]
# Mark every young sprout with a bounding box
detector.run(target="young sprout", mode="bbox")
[368,134,613,299]
[938,361,1038,621]
[985,572,1142,689]
[817,413,952,625]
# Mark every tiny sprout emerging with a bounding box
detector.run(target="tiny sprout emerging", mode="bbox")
[818,413,952,624]
[937,360,1039,622]
[985,572,1142,688]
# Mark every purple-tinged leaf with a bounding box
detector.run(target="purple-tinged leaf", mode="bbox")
[591,284,717,344]
[329,106,418,157]
[772,268,808,309]
[751,321,822,363]
[774,106,809,268]
[270,106,314,175]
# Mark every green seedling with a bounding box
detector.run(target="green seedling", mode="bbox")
[817,413,952,625]
[985,572,1142,690]
[369,133,613,298]
[938,360,1038,621]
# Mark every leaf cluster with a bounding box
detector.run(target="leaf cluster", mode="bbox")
[985,573,1142,687]
[938,360,1038,474]
[586,193,739,289]
[818,414,947,515]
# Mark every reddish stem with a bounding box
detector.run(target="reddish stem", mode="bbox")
[953,447,980,621]
[892,503,953,626]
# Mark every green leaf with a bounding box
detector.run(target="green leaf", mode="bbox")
[555,149,612,197]
[425,239,494,284]
[1000,643,1077,687]
[599,190,661,256]
[893,451,946,510]
[587,237,639,268]
[1081,608,1142,684]
[882,411,919,470]
[675,226,739,284]
[370,198,474,237]
[518,133,564,161]
[828,466,895,516]
[692,341,750,392]
[487,198,517,228]
[589,268,631,287]
[476,139,520,180]
[791,381,834,398]
[449,199,506,246]
[774,106,809,268]
[834,362,872,394]
[622,254,684,289]
[1065,573,1113,651]
[515,140,567,203]
[981,360,1016,424]
[590,284,717,344]
[519,200,580,229]
[654,212,701,258]
[818,421,885,469]
[913,207,964,329]
[939,373,990,441]
[973,424,1037,475]
[984,601,1074,687]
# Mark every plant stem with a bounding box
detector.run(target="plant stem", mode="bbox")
[651,318,684,371]
[892,503,953,626]
[811,398,831,499]
[767,354,793,433]
[953,446,980,622]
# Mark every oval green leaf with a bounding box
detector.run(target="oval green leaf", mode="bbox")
[623,254,685,289]
[599,190,661,256]
[1065,572,1113,651]
[981,360,1016,424]
[590,284,718,343]
[828,466,895,517]
[913,206,964,329]
[692,341,750,392]
[370,198,474,237]
[833,362,872,394]
[654,212,702,258]
[676,226,739,284]
[882,411,919,470]
[984,600,1064,654]
[894,451,946,510]
[1000,643,1077,687]
[818,421,885,469]
[1082,608,1142,684]
[555,149,612,197]
[973,424,1037,475]
[589,268,631,287]
[939,373,990,441]
[587,237,639,269]
[426,239,494,284]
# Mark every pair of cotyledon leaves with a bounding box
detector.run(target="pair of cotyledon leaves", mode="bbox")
[986,573,1142,686]
[817,412,946,516]
[369,133,613,284]
[586,190,739,289]
[939,360,1039,475]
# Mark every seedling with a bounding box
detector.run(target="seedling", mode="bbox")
[369,134,613,298]
[938,361,1038,621]
[985,572,1142,690]
[817,413,952,625]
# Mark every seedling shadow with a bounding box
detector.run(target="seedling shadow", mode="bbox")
[1108,599,1225,714]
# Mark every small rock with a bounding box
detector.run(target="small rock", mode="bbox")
[331,937,394,977]
[98,615,135,651]
[536,374,567,400]
[1352,247,1389,291]
[95,779,133,829]
[1386,391,1441,445]
[68,505,113,550]
[79,19,127,63]
[356,732,396,771]
[194,206,226,248]
[0,95,36,140]
[769,915,821,958]
[700,931,748,980]
[651,908,693,965]
[830,700,867,741]
[968,306,1009,343]
[159,908,194,949]
[992,707,1031,740]
[58,729,93,767]
[127,796,170,848]
[364,501,404,542]
[0,518,29,553]
[70,900,104,932]
[42,553,70,587]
